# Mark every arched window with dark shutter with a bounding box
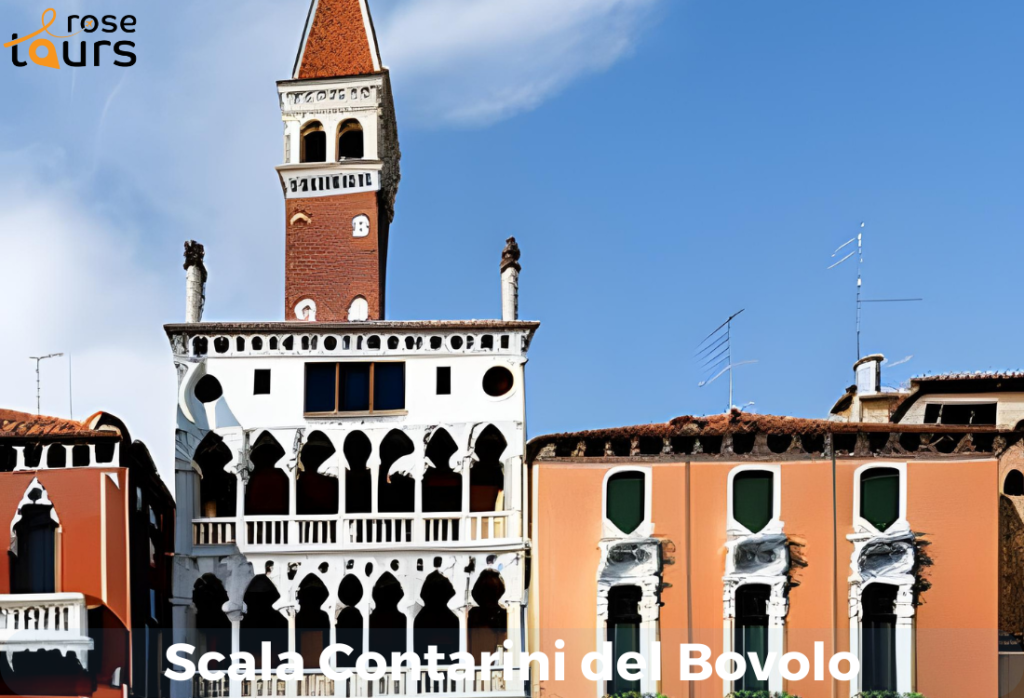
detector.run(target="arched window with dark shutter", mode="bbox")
[860,468,900,532]
[733,470,774,534]
[10,504,57,594]
[606,471,645,535]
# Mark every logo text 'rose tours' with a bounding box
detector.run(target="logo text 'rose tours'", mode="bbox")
[6,8,136,69]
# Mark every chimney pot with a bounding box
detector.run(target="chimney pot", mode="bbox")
[183,240,207,323]
[500,237,521,321]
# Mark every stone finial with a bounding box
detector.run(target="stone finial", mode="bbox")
[183,240,207,282]
[501,237,521,273]
[184,240,207,323]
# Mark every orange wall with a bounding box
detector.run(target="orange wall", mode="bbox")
[533,457,999,698]
[0,468,132,629]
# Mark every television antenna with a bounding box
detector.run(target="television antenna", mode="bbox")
[697,309,758,411]
[29,353,64,416]
[828,223,922,361]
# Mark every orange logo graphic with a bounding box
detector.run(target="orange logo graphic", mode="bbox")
[4,9,82,69]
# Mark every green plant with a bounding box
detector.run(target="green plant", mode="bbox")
[727,691,802,698]
[602,693,669,698]
[856,692,926,698]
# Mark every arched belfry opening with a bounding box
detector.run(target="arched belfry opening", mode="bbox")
[297,432,339,515]
[369,572,406,658]
[423,429,461,513]
[301,121,326,163]
[245,432,289,516]
[471,426,507,512]
[378,430,415,513]
[194,432,236,518]
[344,431,372,514]
[469,571,507,662]
[414,572,459,662]
[240,576,288,668]
[337,119,364,159]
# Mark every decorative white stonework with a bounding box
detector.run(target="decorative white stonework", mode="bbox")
[9,478,60,556]
[348,296,368,321]
[295,298,317,322]
[282,169,379,199]
[352,214,370,238]
[722,465,788,694]
[847,462,915,696]
[596,539,661,696]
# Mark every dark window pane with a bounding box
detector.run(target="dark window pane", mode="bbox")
[11,505,57,594]
[861,583,898,691]
[734,584,770,691]
[923,404,941,424]
[340,363,371,412]
[861,468,900,532]
[606,472,645,535]
[305,364,336,413]
[374,363,405,411]
[254,369,271,395]
[607,586,641,695]
[437,367,451,396]
[733,470,774,533]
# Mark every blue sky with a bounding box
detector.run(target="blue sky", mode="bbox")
[2,0,1023,484]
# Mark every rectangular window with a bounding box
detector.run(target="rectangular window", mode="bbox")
[923,402,996,425]
[607,586,642,695]
[734,584,770,691]
[436,367,451,395]
[305,362,406,415]
[254,369,272,395]
[861,583,898,691]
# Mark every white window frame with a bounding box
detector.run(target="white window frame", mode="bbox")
[601,466,653,539]
[726,464,781,536]
[848,461,914,695]
[853,461,908,534]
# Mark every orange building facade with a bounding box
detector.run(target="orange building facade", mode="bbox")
[0,410,174,698]
[528,413,1018,698]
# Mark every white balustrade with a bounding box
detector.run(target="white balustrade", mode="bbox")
[0,593,93,668]
[193,518,237,546]
[195,511,521,551]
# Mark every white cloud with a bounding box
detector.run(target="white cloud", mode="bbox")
[0,148,177,483]
[375,0,662,125]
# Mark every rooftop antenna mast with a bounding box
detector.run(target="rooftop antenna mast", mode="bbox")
[29,353,64,416]
[828,222,922,361]
[697,309,758,412]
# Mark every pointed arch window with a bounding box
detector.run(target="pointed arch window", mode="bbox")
[9,480,60,594]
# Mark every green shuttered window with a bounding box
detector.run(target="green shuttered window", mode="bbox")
[860,468,900,532]
[606,471,645,535]
[733,470,774,533]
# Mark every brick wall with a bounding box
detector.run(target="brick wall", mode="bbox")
[284,190,384,322]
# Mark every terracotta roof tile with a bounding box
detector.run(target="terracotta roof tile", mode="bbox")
[296,0,379,79]
[0,409,118,441]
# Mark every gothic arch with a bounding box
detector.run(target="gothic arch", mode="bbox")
[245,432,289,516]
[471,425,506,512]
[424,428,461,513]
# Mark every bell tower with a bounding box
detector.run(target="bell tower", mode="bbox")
[277,0,400,322]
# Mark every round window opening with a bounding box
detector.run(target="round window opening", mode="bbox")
[482,367,514,397]
[194,375,224,403]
